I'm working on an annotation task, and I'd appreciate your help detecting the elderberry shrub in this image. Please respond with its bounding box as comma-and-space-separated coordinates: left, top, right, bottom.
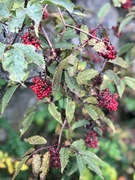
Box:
30, 77, 52, 100
96, 88, 119, 111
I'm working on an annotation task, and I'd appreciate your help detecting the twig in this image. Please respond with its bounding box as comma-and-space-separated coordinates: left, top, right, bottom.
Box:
58, 8, 66, 37
24, 0, 28, 8
41, 25, 57, 58
57, 119, 67, 149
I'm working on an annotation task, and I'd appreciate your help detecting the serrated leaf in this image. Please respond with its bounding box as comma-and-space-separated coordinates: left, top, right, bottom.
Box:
84, 104, 98, 122
60, 147, 70, 173
118, 43, 133, 56
80, 25, 89, 45
93, 41, 106, 53
105, 70, 120, 86
118, 16, 133, 33
0, 3, 10, 21
71, 139, 85, 151
20, 107, 36, 136
109, 57, 129, 68
40, 152, 50, 180
124, 76, 135, 90
76, 154, 86, 174
83, 97, 98, 105
12, 155, 30, 180
0, 84, 19, 114
103, 117, 116, 132
116, 79, 125, 97
82, 156, 103, 179
53, 42, 76, 49
26, 3, 42, 26
24, 135, 47, 145
80, 150, 103, 164
72, 120, 90, 130
13, 43, 45, 68
3, 48, 28, 82
42, 0, 74, 12
65, 71, 81, 97
66, 100, 75, 123
98, 3, 111, 23
0, 42, 5, 60
52, 57, 68, 97
65, 160, 78, 177
76, 69, 98, 85
32, 154, 41, 177
8, 8, 26, 33
48, 102, 62, 124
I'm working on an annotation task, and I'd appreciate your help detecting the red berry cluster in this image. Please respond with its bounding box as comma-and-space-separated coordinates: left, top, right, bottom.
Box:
98, 38, 116, 60
112, 26, 123, 37
49, 148, 61, 168
30, 76, 52, 100
92, 74, 103, 86
122, 0, 131, 9
96, 89, 118, 111
22, 32, 41, 50
85, 130, 98, 148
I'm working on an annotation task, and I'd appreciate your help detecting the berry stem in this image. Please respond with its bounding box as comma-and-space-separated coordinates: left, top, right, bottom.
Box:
57, 119, 67, 149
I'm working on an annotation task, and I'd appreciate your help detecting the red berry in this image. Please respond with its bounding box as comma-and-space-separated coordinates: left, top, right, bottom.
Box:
96, 89, 118, 111
122, 0, 132, 9
85, 130, 98, 148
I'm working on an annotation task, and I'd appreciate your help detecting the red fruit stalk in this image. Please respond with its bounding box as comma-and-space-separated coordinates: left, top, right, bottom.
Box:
30, 77, 52, 100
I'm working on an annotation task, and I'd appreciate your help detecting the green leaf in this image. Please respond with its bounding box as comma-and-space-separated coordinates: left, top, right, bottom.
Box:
105, 70, 120, 86
71, 139, 85, 151
103, 117, 116, 132
0, 84, 19, 114
3, 48, 28, 82
0, 3, 10, 21
76, 69, 98, 85
53, 42, 76, 49
124, 76, 135, 90
24, 135, 47, 145
83, 97, 98, 105
84, 104, 99, 122
22, 148, 35, 157
52, 57, 68, 98
93, 41, 106, 53
26, 3, 42, 26
66, 100, 75, 123
80, 168, 93, 180
65, 71, 81, 97
0, 42, 5, 60
80, 25, 89, 45
62, 28, 77, 40
8, 8, 26, 33
108, 57, 129, 68
42, 0, 74, 12
20, 106, 36, 136
72, 120, 90, 130
80, 150, 102, 164
98, 3, 111, 23
76, 154, 86, 174
13, 43, 45, 68
65, 160, 78, 177
116, 79, 125, 97
82, 156, 103, 179
118, 43, 133, 56
0, 0, 14, 11
112, 0, 121, 7
48, 102, 62, 124
119, 16, 133, 33
60, 147, 70, 173
12, 155, 30, 180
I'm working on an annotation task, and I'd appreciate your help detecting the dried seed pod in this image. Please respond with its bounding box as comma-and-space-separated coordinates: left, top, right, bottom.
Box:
40, 151, 50, 180
32, 154, 41, 178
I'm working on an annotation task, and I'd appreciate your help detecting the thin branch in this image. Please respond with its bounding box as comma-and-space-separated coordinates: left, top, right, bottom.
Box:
58, 8, 66, 37
65, 24, 101, 41
57, 119, 67, 149
41, 25, 57, 58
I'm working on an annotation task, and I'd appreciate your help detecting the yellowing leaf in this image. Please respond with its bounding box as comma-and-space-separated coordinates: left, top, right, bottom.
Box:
24, 135, 47, 145
32, 154, 41, 177
6, 157, 14, 174
40, 152, 50, 180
